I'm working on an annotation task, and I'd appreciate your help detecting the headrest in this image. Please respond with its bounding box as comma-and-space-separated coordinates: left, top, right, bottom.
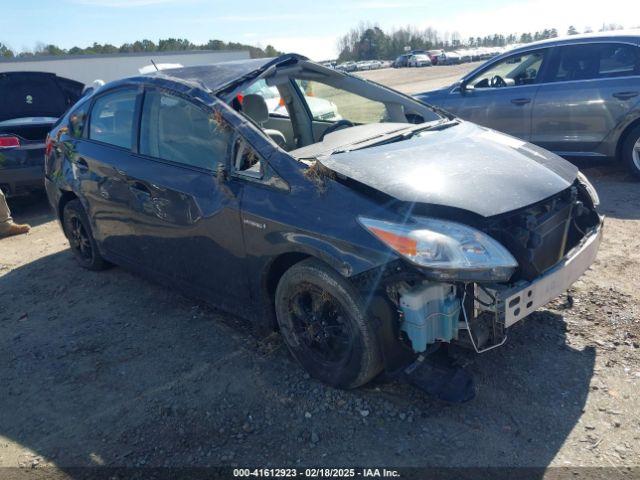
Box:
241, 94, 269, 125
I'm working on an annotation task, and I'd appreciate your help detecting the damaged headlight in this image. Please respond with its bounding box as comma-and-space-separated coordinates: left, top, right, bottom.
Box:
577, 171, 600, 207
358, 216, 518, 282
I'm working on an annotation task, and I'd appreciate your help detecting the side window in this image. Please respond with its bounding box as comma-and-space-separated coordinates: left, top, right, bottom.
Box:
294, 79, 387, 124
551, 43, 639, 82
69, 102, 89, 138
598, 44, 638, 77
89, 89, 137, 148
140, 90, 230, 170
470, 50, 546, 88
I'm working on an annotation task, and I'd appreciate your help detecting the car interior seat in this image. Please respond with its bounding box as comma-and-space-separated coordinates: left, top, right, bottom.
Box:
240, 94, 287, 148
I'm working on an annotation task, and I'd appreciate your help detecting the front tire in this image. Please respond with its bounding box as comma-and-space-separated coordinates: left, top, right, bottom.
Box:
275, 259, 383, 389
621, 124, 640, 180
62, 199, 108, 270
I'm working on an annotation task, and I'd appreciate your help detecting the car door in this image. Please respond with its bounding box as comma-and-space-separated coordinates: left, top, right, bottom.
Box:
75, 86, 142, 259
122, 86, 247, 302
531, 42, 640, 156
443, 49, 549, 140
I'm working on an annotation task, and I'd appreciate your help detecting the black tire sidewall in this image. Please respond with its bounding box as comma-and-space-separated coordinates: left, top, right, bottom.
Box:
63, 200, 105, 271
275, 259, 382, 389
622, 124, 640, 180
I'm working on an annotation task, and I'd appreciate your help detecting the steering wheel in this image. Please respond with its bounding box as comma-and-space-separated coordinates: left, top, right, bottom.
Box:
319, 119, 355, 141
489, 75, 507, 88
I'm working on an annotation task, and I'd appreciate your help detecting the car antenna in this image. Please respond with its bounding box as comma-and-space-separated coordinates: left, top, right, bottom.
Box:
150, 59, 159, 71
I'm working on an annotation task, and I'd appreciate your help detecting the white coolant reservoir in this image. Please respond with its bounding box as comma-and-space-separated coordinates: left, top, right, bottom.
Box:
399, 283, 461, 352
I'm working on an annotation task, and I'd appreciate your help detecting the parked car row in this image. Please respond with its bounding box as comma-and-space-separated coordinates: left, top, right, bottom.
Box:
334, 45, 514, 72
393, 46, 519, 68
335, 60, 392, 72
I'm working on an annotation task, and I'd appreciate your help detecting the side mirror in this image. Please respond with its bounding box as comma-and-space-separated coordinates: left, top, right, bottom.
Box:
461, 82, 475, 95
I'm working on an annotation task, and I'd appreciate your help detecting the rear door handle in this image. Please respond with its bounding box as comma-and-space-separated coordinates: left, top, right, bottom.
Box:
613, 91, 639, 100
510, 98, 531, 105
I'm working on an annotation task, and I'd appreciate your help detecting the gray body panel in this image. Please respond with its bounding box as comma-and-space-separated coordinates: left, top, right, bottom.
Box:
320, 122, 578, 217
531, 75, 640, 156
417, 33, 640, 160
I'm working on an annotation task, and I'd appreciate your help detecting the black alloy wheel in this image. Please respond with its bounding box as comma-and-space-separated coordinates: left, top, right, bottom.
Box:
63, 199, 108, 270
275, 259, 382, 389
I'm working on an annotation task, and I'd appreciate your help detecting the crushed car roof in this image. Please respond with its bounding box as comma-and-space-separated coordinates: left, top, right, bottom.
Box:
151, 53, 306, 95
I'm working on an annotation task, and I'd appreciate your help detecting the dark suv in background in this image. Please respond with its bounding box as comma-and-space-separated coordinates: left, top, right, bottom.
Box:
416, 32, 640, 178
0, 72, 83, 196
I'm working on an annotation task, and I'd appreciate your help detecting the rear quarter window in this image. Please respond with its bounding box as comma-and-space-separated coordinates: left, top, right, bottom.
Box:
551, 43, 640, 82
598, 44, 640, 77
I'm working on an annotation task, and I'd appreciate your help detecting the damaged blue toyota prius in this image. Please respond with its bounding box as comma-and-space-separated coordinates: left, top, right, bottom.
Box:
45, 54, 603, 402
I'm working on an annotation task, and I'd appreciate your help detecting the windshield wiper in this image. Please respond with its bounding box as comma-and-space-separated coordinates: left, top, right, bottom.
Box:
342, 118, 459, 151
299, 119, 459, 161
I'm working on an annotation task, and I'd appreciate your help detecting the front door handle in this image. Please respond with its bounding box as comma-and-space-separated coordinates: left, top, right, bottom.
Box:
75, 157, 89, 170
510, 98, 531, 105
613, 91, 639, 100
129, 181, 151, 196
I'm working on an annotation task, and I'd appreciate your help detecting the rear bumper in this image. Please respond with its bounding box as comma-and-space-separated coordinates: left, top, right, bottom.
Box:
0, 165, 44, 196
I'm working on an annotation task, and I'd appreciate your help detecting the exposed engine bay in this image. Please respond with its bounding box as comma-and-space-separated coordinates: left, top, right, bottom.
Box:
362, 181, 602, 360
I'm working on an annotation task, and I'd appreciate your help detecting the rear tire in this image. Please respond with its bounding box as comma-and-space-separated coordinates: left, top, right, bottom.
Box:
275, 259, 383, 389
62, 199, 108, 271
621, 124, 640, 180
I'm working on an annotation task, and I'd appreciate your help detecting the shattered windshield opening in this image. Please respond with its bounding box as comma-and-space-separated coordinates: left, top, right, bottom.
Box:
227, 59, 445, 154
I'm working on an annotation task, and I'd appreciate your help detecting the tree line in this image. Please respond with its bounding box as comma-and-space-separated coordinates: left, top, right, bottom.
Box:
336, 22, 629, 61
0, 38, 281, 59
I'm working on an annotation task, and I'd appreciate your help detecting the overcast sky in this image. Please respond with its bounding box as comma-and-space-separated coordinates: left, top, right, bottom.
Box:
1, 0, 635, 60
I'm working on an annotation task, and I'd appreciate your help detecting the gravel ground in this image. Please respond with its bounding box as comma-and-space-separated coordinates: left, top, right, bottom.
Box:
356, 62, 485, 94
0, 66, 639, 476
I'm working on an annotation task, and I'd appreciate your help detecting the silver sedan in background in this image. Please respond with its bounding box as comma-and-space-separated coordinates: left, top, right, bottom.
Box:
416, 32, 640, 178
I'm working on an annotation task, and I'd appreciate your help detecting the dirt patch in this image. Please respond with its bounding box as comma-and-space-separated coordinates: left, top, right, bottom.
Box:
356, 63, 483, 94
303, 160, 336, 193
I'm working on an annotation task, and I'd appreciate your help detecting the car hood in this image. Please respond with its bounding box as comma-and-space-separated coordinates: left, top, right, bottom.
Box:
318, 122, 578, 217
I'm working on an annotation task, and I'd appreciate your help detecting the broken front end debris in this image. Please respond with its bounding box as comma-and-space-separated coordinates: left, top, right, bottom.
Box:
358, 182, 603, 402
